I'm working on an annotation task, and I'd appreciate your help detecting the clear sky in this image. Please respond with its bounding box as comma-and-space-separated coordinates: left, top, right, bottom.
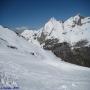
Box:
0, 0, 90, 29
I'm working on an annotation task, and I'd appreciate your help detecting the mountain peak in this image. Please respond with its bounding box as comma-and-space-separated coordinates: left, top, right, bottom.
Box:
50, 17, 56, 20
48, 17, 57, 23
44, 17, 63, 32
74, 14, 85, 20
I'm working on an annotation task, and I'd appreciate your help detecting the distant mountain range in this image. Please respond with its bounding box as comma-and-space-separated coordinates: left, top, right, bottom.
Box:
21, 14, 90, 46
21, 14, 90, 67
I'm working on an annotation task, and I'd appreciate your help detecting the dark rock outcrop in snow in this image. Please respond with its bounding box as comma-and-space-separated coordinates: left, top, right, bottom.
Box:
43, 39, 90, 67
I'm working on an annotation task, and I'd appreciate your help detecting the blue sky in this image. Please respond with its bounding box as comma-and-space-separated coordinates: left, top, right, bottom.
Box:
0, 0, 90, 29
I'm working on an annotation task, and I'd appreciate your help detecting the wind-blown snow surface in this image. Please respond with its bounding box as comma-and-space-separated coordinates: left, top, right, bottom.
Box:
0, 25, 90, 90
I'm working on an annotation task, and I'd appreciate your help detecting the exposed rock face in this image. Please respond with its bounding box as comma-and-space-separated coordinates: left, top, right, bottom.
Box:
43, 38, 59, 50
73, 14, 85, 26
52, 42, 72, 61
37, 32, 46, 45
43, 39, 90, 67
72, 47, 90, 67
74, 39, 88, 47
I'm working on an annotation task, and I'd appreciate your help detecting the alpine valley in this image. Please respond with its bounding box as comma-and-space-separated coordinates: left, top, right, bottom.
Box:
0, 14, 90, 90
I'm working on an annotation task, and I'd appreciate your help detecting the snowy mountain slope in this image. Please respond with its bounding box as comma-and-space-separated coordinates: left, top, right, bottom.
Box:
21, 29, 40, 46
21, 14, 90, 45
63, 15, 90, 44
0, 26, 90, 90
43, 17, 64, 36
0, 25, 43, 54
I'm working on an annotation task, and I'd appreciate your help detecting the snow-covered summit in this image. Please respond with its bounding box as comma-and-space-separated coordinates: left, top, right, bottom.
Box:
43, 17, 64, 35
21, 14, 90, 45
64, 14, 85, 28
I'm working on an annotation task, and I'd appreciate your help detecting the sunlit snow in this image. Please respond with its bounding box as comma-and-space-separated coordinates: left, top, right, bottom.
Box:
0, 23, 90, 90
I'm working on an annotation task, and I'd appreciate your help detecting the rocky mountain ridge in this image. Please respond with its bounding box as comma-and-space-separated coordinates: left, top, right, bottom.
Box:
21, 14, 90, 67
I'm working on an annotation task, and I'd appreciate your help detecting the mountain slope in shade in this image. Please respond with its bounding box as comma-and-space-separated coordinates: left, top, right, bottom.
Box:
0, 25, 90, 90
21, 14, 90, 46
